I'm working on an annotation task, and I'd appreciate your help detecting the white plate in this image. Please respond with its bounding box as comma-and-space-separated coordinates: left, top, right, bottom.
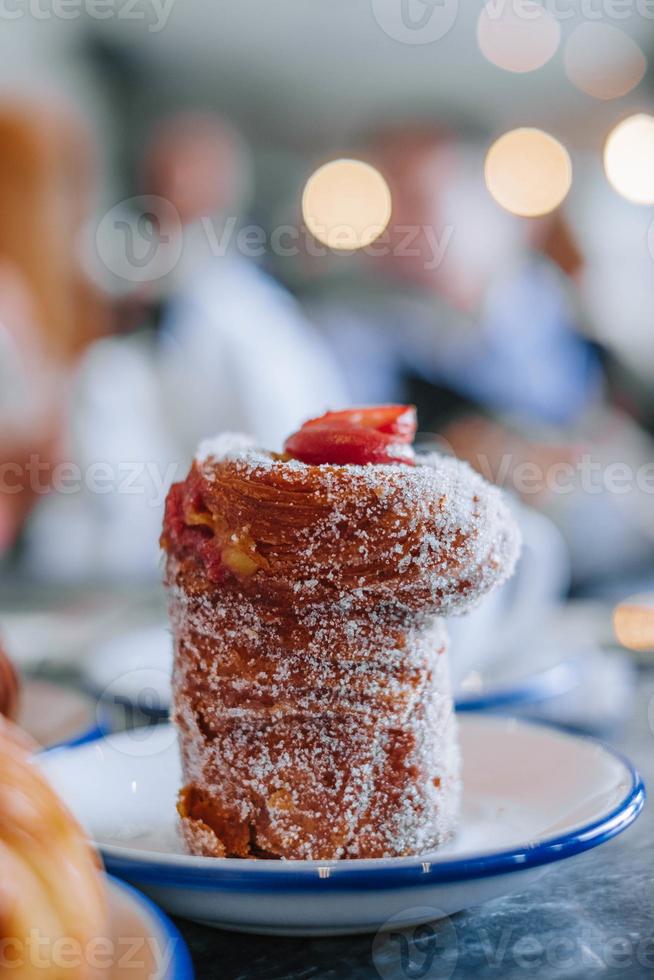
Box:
85, 623, 578, 715
39, 717, 644, 936
19, 679, 109, 750
104, 875, 193, 979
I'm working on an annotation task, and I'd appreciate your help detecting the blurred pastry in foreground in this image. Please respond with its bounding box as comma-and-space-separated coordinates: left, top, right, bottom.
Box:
0, 637, 20, 721
0, 718, 107, 979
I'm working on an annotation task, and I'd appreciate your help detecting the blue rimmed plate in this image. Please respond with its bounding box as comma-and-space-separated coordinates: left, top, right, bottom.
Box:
104, 874, 193, 978
40, 716, 644, 936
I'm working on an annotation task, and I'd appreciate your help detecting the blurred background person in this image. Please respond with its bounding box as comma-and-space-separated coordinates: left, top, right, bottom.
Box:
148, 111, 346, 457
23, 110, 346, 581
0, 102, 108, 560
303, 124, 602, 430
300, 123, 654, 585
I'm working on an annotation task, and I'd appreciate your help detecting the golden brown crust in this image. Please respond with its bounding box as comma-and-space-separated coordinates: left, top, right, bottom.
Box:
164, 437, 519, 860
168, 555, 460, 859
164, 446, 520, 616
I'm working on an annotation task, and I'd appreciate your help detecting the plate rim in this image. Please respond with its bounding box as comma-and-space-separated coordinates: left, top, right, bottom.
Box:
43, 715, 645, 892
106, 874, 194, 979
455, 656, 581, 710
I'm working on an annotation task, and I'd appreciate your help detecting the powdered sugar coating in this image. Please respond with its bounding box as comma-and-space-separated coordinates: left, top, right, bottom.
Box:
196, 432, 256, 466
169, 575, 460, 859
163, 433, 520, 860
191, 441, 521, 616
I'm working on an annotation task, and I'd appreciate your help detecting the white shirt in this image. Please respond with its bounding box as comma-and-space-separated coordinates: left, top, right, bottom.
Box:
24, 257, 346, 580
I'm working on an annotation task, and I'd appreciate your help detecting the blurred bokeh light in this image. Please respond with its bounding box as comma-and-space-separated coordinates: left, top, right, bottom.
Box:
564, 23, 646, 100
301, 159, 392, 250
477, 0, 560, 74
613, 596, 654, 652
484, 127, 572, 216
604, 114, 654, 204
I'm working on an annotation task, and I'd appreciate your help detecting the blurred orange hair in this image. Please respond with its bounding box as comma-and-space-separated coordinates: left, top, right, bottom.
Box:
0, 103, 100, 361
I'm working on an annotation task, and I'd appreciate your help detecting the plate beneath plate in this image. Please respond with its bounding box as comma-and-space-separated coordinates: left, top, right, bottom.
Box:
40, 716, 644, 936
105, 875, 193, 979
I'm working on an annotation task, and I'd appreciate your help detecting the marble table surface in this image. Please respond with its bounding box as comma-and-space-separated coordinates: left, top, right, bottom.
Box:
172, 673, 653, 980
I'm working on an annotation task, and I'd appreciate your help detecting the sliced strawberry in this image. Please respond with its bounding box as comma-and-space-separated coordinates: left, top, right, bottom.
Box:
284, 422, 414, 466
302, 405, 417, 443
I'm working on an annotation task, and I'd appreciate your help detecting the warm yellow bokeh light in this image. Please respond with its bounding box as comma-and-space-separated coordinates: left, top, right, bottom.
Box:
477, 0, 560, 74
302, 158, 392, 250
604, 114, 654, 204
565, 23, 646, 101
613, 595, 654, 652
484, 128, 572, 217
